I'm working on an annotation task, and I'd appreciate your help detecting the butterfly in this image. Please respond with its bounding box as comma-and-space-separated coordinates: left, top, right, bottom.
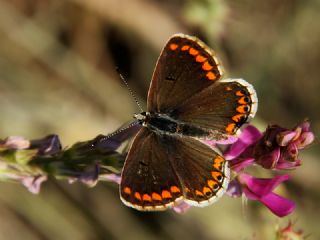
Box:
120, 34, 257, 211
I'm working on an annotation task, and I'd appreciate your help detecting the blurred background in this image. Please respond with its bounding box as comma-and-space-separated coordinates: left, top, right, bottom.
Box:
0, 0, 319, 239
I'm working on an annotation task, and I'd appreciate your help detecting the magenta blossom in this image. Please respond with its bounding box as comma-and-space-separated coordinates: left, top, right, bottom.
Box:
227, 173, 295, 217
223, 121, 314, 217
225, 121, 314, 171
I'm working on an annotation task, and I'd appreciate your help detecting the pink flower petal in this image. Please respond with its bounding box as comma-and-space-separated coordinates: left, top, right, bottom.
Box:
4, 136, 30, 149
277, 130, 297, 146
239, 174, 295, 217
300, 120, 311, 132
21, 175, 47, 194
297, 132, 315, 149
224, 125, 262, 160
101, 173, 121, 184
259, 192, 296, 217
230, 157, 255, 172
239, 173, 289, 197
173, 201, 191, 213
258, 148, 281, 169
276, 159, 301, 170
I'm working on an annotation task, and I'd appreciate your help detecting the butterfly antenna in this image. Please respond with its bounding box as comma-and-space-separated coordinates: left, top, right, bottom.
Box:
116, 68, 144, 112
92, 121, 139, 147
97, 120, 139, 143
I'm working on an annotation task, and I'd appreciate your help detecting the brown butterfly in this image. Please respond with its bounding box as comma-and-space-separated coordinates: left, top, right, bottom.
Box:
120, 34, 258, 211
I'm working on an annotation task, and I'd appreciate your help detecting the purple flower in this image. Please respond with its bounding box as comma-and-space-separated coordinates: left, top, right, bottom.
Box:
224, 125, 263, 161
100, 173, 121, 185
21, 175, 47, 194
68, 164, 101, 187
0, 136, 30, 149
173, 201, 191, 213
30, 135, 61, 155
225, 121, 314, 171
228, 173, 295, 217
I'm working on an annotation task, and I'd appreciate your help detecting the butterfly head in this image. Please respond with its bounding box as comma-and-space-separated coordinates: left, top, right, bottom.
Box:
134, 112, 150, 126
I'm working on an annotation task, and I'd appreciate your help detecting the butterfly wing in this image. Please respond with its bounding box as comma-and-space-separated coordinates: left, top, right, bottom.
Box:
120, 128, 229, 210
167, 135, 229, 206
147, 34, 224, 113
171, 78, 258, 137
120, 128, 183, 210
147, 34, 257, 138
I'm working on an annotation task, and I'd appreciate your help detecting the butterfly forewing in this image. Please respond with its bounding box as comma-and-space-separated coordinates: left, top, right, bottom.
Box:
171, 78, 258, 137
147, 34, 224, 113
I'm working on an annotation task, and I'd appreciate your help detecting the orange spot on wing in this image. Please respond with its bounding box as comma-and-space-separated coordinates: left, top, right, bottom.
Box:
236, 90, 245, 96
123, 187, 131, 195
215, 156, 224, 164
142, 193, 152, 202
203, 187, 212, 195
195, 190, 204, 196
226, 86, 233, 91
206, 72, 216, 81
185, 187, 190, 192
232, 114, 245, 123
170, 186, 181, 193
226, 123, 236, 133
238, 96, 249, 105
169, 43, 178, 50
202, 61, 213, 71
236, 105, 249, 113
213, 156, 224, 170
181, 45, 190, 51
207, 180, 217, 189
189, 47, 199, 56
211, 171, 223, 182
196, 55, 207, 63
162, 190, 172, 199
152, 193, 162, 201
134, 192, 142, 200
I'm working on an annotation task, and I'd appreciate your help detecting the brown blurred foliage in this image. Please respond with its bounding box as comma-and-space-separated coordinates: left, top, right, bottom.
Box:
0, 0, 319, 239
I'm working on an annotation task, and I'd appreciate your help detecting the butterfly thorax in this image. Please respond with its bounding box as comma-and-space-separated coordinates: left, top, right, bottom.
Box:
134, 112, 210, 137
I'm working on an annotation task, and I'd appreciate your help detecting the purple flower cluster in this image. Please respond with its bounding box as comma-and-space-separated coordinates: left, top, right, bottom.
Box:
224, 121, 314, 217
102, 121, 314, 216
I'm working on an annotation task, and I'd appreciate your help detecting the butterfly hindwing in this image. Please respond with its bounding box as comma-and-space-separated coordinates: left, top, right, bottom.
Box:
147, 34, 224, 113
120, 128, 183, 210
166, 135, 229, 206
120, 128, 229, 210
